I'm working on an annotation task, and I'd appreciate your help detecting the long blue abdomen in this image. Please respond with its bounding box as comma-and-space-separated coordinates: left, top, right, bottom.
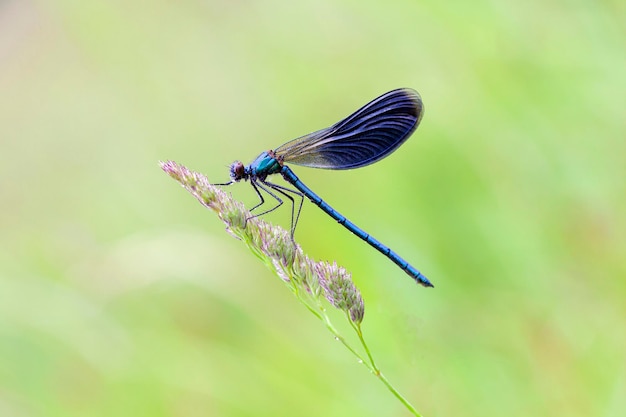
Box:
280, 166, 433, 287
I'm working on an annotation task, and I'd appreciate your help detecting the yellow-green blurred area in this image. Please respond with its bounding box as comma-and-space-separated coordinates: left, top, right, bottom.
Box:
1, 0, 624, 415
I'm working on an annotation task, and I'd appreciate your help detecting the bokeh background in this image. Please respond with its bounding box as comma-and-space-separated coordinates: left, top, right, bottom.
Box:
1, 0, 624, 416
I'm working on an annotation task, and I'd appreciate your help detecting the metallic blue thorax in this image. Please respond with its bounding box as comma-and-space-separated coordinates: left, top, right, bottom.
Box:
248, 151, 282, 179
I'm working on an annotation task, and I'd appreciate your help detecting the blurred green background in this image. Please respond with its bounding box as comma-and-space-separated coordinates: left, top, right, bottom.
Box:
1, 0, 624, 416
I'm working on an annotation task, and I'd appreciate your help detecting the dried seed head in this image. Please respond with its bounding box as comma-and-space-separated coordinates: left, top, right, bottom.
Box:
316, 261, 364, 324
161, 161, 364, 323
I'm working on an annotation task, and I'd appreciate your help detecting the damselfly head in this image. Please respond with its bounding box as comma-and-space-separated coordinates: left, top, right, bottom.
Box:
229, 161, 246, 181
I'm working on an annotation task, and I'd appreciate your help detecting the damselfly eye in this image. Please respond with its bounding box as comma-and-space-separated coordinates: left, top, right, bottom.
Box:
230, 161, 246, 181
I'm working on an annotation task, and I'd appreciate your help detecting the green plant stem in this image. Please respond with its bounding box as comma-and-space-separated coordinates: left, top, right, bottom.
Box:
291, 278, 423, 416
161, 161, 425, 416
309, 304, 423, 417
352, 322, 422, 417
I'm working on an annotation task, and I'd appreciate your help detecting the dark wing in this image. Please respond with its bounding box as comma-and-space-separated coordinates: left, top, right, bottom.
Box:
274, 88, 423, 170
